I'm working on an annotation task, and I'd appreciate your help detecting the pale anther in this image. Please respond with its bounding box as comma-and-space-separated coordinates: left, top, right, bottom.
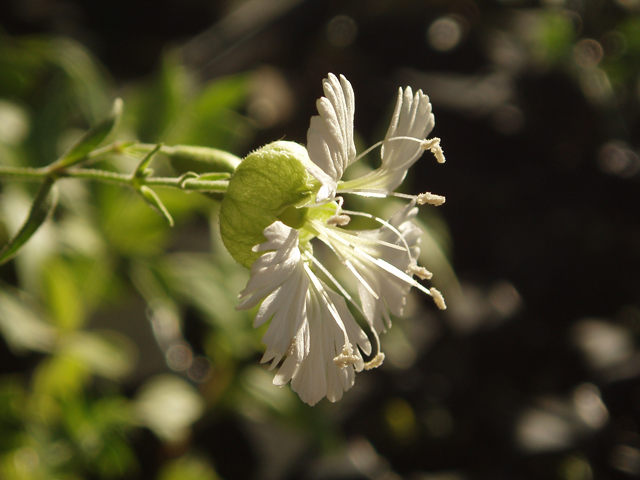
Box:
417, 192, 446, 206
364, 352, 385, 370
430, 287, 447, 310
421, 137, 446, 164
410, 264, 433, 280
327, 214, 351, 226
334, 343, 359, 368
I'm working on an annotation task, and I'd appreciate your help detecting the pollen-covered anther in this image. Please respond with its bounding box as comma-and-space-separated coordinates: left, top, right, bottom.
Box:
430, 287, 447, 310
417, 192, 446, 206
334, 343, 358, 368
410, 264, 433, 280
327, 214, 351, 226
421, 137, 446, 164
364, 352, 385, 370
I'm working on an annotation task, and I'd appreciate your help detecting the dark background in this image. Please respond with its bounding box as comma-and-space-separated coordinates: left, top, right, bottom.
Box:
2, 0, 640, 479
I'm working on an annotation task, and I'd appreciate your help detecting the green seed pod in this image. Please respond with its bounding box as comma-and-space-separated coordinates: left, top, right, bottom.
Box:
220, 141, 315, 268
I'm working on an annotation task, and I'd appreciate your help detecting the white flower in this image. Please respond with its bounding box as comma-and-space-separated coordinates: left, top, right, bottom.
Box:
235, 73, 446, 405
306, 73, 445, 201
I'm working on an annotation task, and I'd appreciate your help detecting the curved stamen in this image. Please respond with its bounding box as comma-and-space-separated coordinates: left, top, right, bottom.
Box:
340, 208, 417, 266
303, 251, 365, 318
308, 219, 381, 300
318, 220, 434, 297
363, 326, 385, 370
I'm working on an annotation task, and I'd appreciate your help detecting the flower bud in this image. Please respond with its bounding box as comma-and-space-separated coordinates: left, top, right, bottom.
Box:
220, 141, 315, 268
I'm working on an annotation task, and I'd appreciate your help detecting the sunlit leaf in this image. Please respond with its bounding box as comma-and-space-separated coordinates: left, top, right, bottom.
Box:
0, 289, 57, 354
62, 331, 137, 380
133, 374, 205, 443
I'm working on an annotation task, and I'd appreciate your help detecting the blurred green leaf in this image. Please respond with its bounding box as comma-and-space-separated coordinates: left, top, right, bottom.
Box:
133, 52, 187, 143
0, 35, 112, 164
0, 177, 58, 266
156, 253, 255, 358
0, 289, 57, 353
41, 256, 86, 331
0, 35, 111, 119
31, 355, 89, 418
538, 12, 575, 63
51, 98, 122, 169
99, 187, 171, 257
62, 331, 137, 380
158, 454, 222, 480
134, 374, 205, 443
175, 73, 252, 150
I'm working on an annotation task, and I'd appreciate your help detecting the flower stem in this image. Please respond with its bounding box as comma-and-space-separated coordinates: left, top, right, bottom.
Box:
0, 164, 229, 193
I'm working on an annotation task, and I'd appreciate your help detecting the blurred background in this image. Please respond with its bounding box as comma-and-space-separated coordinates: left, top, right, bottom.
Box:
1, 0, 640, 479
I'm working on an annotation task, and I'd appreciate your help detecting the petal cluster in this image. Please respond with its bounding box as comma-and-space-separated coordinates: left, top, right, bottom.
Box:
238, 221, 371, 406
235, 73, 447, 405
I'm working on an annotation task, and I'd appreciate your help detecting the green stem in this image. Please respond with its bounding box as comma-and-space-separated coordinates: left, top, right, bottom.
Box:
0, 165, 229, 192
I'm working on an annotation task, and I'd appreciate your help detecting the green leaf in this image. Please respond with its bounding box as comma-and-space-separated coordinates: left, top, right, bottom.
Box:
158, 455, 222, 480
0, 288, 57, 353
62, 331, 137, 380
51, 97, 123, 169
134, 375, 205, 443
0, 176, 58, 265
133, 143, 162, 179
41, 256, 86, 331
138, 186, 175, 227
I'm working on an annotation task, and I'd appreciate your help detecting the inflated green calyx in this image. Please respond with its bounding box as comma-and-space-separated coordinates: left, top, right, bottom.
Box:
220, 141, 315, 268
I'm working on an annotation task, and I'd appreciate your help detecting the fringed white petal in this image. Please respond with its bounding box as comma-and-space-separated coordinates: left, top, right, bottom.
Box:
307, 73, 357, 201
237, 219, 371, 406
338, 87, 436, 194
236, 222, 310, 369
288, 276, 367, 406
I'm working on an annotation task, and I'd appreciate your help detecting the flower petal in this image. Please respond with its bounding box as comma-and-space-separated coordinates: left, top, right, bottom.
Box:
307, 73, 357, 201
339, 87, 435, 194
236, 221, 310, 368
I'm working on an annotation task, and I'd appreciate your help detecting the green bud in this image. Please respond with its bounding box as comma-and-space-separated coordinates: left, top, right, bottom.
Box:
161, 145, 241, 175
220, 141, 314, 268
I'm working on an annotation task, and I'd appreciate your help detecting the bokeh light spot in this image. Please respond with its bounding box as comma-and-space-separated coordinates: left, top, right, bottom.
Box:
427, 16, 463, 52
327, 15, 357, 47
166, 343, 193, 371
611, 445, 640, 475
188, 356, 212, 383
492, 104, 525, 135
574, 39, 603, 68
573, 383, 608, 429
598, 141, 640, 177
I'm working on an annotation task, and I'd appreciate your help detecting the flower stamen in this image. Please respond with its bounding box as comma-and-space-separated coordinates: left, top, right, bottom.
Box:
334, 343, 359, 368
430, 287, 447, 310
421, 137, 446, 163
410, 264, 433, 280
327, 214, 351, 226
417, 192, 446, 206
